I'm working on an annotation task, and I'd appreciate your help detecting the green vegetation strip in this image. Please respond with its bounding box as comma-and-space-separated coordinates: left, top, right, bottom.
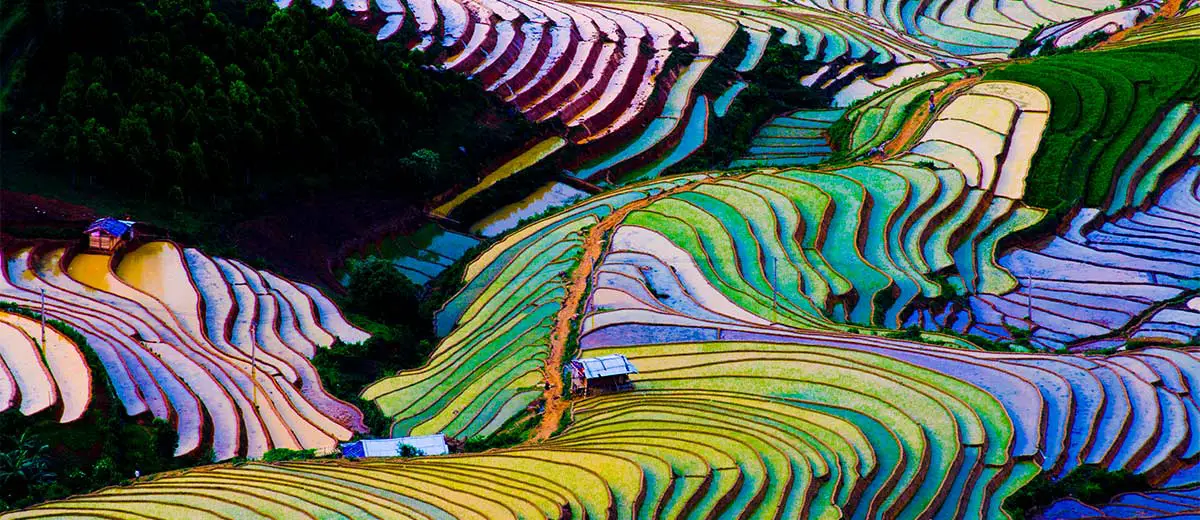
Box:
985, 40, 1200, 213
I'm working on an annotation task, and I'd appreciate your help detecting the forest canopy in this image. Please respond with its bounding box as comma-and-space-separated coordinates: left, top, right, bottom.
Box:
1, 0, 542, 205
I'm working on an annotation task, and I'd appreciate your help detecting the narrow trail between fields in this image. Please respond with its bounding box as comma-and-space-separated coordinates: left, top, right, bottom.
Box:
880, 76, 980, 158
522, 0, 1185, 447
530, 72, 982, 443
1106, 0, 1184, 44
529, 171, 755, 442
874, 0, 1182, 158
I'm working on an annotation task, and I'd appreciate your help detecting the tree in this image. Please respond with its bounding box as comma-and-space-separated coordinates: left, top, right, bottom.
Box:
185, 140, 206, 184
345, 256, 420, 326
399, 148, 443, 188
0, 432, 55, 504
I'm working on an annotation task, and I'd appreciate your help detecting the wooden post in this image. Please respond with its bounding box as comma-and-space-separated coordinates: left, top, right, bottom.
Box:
40, 289, 46, 349
771, 259, 778, 323
1027, 275, 1034, 329
250, 323, 258, 409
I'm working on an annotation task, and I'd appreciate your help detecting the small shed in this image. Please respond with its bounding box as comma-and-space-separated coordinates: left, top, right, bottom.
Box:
85, 217, 135, 253
569, 354, 638, 396
339, 434, 449, 458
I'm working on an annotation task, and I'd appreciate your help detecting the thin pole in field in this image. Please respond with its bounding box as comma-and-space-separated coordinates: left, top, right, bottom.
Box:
1027, 275, 1034, 329
251, 323, 258, 409
40, 289, 46, 349
772, 259, 778, 323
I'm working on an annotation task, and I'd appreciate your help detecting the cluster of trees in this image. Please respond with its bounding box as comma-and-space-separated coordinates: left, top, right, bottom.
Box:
311, 256, 443, 435
1004, 465, 1149, 519
1011, 0, 1146, 59
0, 307, 209, 511
669, 30, 830, 173
1011, 27, 1113, 58
2, 0, 540, 207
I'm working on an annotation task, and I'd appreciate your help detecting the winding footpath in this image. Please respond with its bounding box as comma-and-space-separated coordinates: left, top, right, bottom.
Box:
1107, 0, 1185, 44
529, 74, 977, 440
880, 75, 980, 158
529, 170, 758, 441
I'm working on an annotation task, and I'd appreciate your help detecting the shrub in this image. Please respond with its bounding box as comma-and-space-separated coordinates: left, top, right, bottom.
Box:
315, 244, 486, 437
1036, 30, 1111, 56
1004, 465, 1150, 519
312, 334, 434, 436
886, 326, 924, 341
1011, 24, 1048, 58
260, 448, 317, 463
462, 413, 538, 452
550, 409, 573, 438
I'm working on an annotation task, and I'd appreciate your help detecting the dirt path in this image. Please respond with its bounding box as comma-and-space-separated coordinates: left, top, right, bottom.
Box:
527, 73, 982, 443
529, 171, 754, 442
523, 0, 1186, 445
880, 76, 980, 158
1105, 0, 1184, 44
875, 1, 1189, 158
882, 0, 1179, 157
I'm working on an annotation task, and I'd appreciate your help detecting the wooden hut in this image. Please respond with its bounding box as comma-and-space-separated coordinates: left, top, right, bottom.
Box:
568, 354, 638, 396
85, 217, 134, 254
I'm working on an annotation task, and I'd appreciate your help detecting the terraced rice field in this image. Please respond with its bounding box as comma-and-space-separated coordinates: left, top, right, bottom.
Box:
585, 80, 1049, 333
583, 334, 1200, 484
1036, 485, 1200, 516
0, 311, 91, 422
362, 175, 709, 439
277, 0, 1122, 185
833, 69, 974, 158
1034, 0, 1161, 52
926, 163, 1200, 350
16, 1, 1200, 519
731, 108, 844, 168
1107, 0, 1200, 47
0, 241, 370, 460
1039, 487, 1200, 518
433, 138, 568, 218
29, 335, 1200, 518
985, 40, 1200, 209
471, 182, 591, 238
4, 339, 1037, 519
355, 223, 481, 285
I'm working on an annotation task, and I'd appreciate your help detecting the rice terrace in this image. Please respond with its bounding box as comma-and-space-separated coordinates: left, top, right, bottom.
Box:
5, 0, 1200, 517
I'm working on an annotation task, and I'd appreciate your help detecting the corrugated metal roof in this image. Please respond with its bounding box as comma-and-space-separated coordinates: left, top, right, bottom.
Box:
339, 433, 448, 458
572, 354, 638, 379
340, 441, 367, 458
86, 217, 133, 237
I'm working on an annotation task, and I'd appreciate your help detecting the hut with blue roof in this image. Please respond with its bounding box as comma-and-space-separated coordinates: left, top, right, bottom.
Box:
85, 217, 135, 253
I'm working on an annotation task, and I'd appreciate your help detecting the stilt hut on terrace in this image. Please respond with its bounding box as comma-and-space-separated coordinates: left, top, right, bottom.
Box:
569, 354, 638, 396
85, 217, 135, 254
